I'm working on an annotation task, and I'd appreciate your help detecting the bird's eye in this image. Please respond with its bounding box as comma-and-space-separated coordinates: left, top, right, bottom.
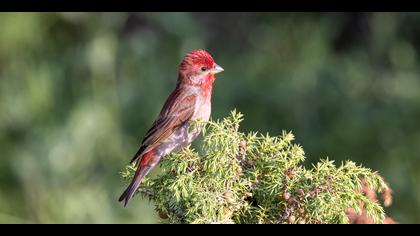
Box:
201, 67, 208, 72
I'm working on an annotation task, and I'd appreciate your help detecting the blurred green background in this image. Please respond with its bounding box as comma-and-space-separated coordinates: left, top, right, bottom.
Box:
0, 12, 419, 223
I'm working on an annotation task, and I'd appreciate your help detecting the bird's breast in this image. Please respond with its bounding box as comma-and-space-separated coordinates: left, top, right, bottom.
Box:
192, 97, 211, 122
201, 104, 211, 122
153, 94, 211, 158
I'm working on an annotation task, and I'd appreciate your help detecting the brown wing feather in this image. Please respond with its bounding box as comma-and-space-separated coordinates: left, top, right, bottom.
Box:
130, 88, 196, 164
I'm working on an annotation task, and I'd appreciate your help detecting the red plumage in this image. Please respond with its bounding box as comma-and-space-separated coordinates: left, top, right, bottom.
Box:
119, 50, 224, 207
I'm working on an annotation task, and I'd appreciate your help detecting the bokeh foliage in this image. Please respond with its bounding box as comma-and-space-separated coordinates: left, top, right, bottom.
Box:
0, 12, 419, 223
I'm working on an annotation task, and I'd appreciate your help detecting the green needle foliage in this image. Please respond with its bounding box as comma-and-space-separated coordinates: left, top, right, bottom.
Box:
121, 110, 389, 224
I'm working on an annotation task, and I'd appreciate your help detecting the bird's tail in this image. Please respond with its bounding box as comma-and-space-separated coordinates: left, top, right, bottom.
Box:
119, 151, 158, 207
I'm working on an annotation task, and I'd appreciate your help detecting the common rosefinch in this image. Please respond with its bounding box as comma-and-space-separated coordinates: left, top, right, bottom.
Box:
119, 49, 224, 206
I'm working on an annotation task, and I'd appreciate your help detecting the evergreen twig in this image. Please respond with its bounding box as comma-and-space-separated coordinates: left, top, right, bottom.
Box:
121, 110, 391, 224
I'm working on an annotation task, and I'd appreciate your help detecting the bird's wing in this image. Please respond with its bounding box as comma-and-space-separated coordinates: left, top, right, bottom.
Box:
130, 90, 196, 164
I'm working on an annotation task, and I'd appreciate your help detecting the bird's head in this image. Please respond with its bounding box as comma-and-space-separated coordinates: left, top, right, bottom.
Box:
178, 49, 224, 87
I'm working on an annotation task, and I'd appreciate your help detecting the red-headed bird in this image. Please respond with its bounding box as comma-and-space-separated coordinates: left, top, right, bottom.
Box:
119, 50, 224, 206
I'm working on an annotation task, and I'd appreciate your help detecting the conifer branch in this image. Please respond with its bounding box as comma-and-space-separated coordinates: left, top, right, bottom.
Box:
121, 110, 393, 224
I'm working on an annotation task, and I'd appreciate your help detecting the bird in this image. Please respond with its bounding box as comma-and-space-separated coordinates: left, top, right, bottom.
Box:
119, 49, 224, 207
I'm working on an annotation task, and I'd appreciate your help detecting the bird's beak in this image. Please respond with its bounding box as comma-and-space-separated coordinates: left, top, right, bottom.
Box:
210, 64, 224, 74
